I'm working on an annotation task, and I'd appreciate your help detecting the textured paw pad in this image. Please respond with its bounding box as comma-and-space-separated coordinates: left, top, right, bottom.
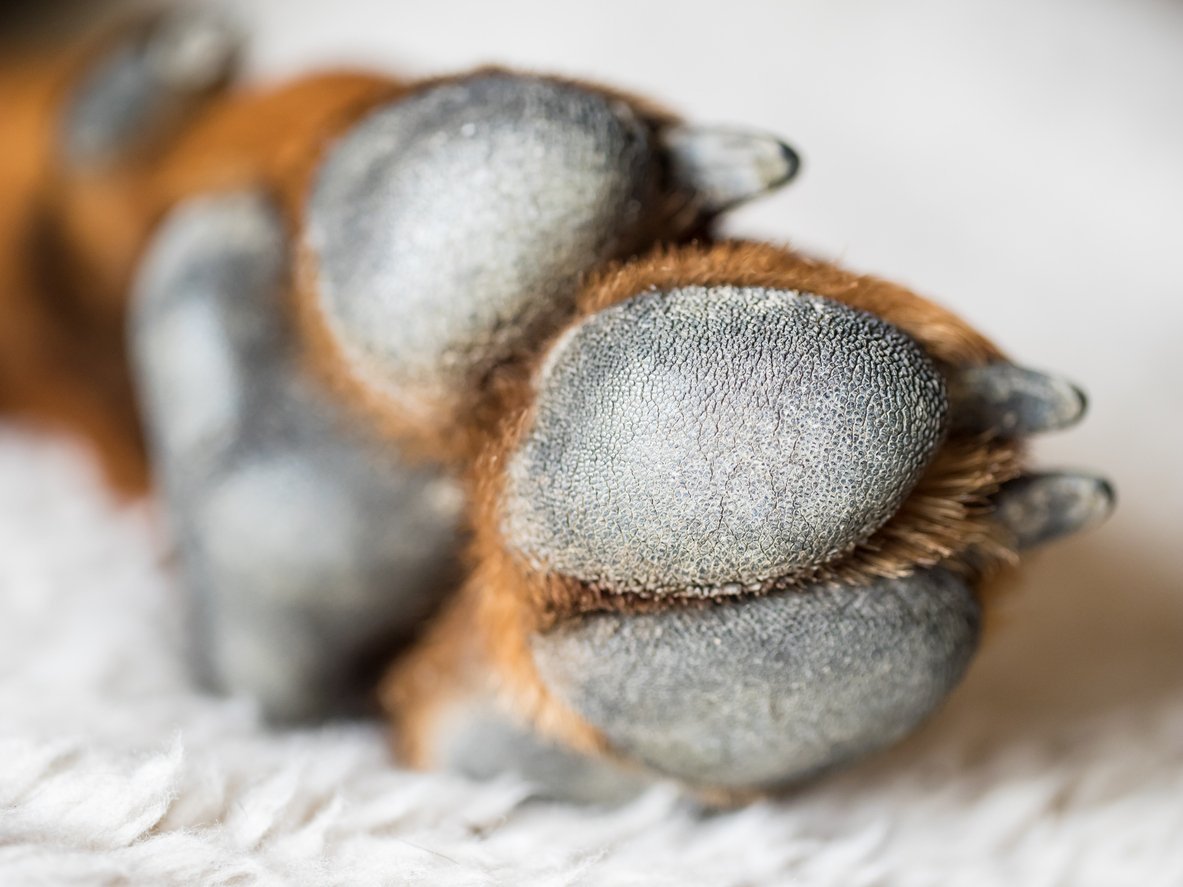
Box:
502, 285, 949, 592
308, 73, 661, 421
532, 567, 980, 790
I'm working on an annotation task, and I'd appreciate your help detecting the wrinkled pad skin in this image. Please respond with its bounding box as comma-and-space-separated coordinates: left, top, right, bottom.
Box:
532, 568, 981, 791
131, 193, 464, 721
307, 72, 662, 415
503, 286, 949, 591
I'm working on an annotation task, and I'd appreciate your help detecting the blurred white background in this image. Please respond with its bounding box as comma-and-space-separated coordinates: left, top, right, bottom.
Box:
224, 0, 1183, 736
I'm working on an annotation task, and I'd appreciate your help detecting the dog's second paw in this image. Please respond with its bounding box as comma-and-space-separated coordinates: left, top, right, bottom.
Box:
131, 191, 465, 721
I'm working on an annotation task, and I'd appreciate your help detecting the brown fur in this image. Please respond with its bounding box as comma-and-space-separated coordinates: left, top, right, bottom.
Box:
385, 241, 1027, 765
0, 29, 157, 491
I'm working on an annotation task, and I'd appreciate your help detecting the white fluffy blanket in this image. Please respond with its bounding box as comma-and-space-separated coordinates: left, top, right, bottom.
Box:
0, 432, 1179, 886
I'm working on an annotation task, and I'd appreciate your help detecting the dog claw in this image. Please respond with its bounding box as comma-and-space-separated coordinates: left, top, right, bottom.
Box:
949, 363, 1087, 437
142, 7, 242, 93
993, 473, 1115, 551
63, 7, 243, 167
663, 125, 800, 213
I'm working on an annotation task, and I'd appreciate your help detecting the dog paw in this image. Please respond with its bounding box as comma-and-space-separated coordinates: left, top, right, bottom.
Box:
387, 243, 1114, 798
131, 191, 464, 721
127, 68, 795, 720
120, 57, 1113, 793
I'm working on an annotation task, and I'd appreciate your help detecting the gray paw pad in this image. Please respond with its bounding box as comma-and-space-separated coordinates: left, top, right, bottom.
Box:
131, 192, 464, 721
503, 286, 949, 592
532, 568, 980, 790
430, 698, 649, 804
307, 73, 661, 417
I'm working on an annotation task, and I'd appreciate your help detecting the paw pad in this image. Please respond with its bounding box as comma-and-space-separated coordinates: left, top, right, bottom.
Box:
503, 286, 948, 591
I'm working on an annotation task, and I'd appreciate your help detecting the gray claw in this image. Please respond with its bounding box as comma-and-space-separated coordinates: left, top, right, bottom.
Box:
949, 363, 1087, 437
63, 6, 243, 168
994, 473, 1115, 551
663, 125, 800, 213
143, 7, 243, 94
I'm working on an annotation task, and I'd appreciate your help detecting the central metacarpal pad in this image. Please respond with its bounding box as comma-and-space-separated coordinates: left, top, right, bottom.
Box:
503, 286, 949, 591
